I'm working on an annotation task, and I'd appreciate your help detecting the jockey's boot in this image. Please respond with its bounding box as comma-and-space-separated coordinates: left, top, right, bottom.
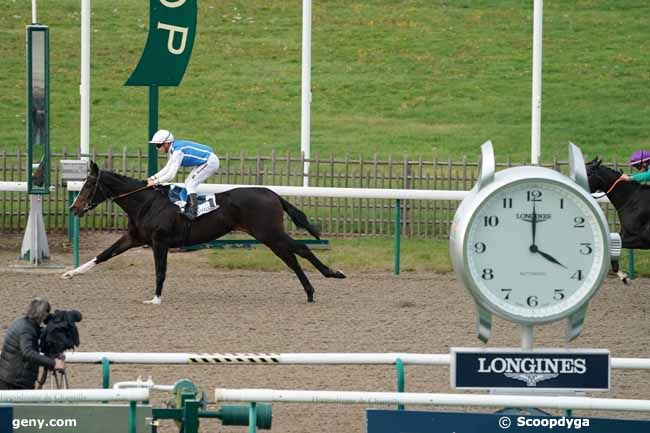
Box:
182, 193, 198, 221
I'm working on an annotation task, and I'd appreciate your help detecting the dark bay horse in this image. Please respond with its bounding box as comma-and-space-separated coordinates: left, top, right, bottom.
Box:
586, 158, 650, 282
63, 162, 345, 304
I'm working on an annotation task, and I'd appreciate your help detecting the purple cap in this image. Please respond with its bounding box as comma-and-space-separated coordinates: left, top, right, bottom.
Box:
629, 150, 650, 166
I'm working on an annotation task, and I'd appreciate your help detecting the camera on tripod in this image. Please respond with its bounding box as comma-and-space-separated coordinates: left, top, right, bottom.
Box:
38, 309, 82, 389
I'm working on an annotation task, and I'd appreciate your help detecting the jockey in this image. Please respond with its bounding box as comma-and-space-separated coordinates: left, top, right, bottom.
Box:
629, 150, 650, 173
621, 150, 650, 183
146, 129, 220, 221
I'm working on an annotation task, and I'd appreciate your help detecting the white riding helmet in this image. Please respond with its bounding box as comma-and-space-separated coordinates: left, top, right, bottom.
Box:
149, 129, 174, 145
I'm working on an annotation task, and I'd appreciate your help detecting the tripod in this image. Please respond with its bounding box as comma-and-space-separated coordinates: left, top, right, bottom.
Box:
37, 366, 68, 389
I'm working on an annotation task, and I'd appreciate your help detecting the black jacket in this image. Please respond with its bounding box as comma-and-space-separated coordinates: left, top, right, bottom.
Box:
0, 316, 56, 389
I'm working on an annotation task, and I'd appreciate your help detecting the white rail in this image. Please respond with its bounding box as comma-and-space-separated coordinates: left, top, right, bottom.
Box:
62, 352, 650, 370
0, 181, 28, 192
0, 388, 149, 403
64, 352, 449, 365
65, 181, 615, 204
65, 182, 468, 201
214, 388, 650, 412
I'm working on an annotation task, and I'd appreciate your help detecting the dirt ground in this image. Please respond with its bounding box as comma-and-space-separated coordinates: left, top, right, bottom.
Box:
0, 231, 649, 432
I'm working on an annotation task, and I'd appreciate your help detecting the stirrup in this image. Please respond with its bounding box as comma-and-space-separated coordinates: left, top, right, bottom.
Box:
182, 208, 197, 221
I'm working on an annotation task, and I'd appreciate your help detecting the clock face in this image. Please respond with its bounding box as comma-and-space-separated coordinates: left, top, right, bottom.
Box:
464, 178, 607, 322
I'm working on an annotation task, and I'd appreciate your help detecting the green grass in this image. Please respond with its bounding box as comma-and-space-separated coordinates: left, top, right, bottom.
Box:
206, 235, 650, 278
207, 236, 452, 273
2, 1, 649, 161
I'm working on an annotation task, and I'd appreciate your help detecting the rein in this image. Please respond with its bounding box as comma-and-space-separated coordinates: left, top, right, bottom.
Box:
606, 176, 625, 195
111, 184, 152, 200
85, 170, 152, 210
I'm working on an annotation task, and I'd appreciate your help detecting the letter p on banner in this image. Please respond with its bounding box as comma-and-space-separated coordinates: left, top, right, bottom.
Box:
125, 0, 197, 86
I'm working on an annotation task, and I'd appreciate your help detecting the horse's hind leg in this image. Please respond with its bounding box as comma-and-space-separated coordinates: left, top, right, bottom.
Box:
286, 236, 345, 279
266, 239, 316, 302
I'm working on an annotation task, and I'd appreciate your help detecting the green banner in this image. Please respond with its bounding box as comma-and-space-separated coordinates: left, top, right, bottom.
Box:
125, 0, 197, 86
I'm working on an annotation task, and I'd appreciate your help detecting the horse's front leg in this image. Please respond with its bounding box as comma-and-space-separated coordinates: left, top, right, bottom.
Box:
62, 234, 141, 279
611, 259, 629, 285
143, 243, 169, 305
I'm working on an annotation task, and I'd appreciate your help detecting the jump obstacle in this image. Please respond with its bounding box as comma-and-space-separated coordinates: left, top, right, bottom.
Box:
59, 351, 650, 432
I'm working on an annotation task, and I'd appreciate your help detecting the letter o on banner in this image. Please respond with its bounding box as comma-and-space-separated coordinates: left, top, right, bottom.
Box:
160, 0, 187, 8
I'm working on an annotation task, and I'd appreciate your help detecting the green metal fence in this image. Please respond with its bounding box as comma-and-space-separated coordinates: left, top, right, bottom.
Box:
0, 148, 623, 238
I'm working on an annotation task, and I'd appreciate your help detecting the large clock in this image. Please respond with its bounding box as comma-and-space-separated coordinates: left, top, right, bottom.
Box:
450, 142, 611, 342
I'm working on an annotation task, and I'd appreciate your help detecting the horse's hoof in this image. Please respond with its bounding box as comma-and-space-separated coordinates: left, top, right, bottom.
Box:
622, 277, 630, 285
143, 296, 162, 305
334, 269, 346, 278
61, 271, 74, 280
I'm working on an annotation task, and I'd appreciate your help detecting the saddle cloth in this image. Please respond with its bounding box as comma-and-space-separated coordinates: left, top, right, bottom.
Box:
168, 185, 219, 217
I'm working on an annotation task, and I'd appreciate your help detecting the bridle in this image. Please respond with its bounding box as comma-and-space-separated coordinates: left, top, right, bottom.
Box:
79, 169, 152, 212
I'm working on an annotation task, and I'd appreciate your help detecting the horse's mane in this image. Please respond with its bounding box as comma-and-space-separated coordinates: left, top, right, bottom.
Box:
100, 169, 147, 190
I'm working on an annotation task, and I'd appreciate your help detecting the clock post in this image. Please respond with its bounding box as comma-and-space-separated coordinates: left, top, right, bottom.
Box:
449, 141, 618, 395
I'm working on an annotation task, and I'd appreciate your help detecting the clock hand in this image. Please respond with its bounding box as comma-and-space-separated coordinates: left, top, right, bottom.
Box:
531, 202, 537, 246
530, 245, 567, 268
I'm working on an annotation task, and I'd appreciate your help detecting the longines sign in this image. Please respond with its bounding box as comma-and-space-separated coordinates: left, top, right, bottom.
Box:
451, 348, 610, 391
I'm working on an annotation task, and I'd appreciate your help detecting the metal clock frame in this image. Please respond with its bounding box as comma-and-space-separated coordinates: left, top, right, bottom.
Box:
450, 141, 611, 345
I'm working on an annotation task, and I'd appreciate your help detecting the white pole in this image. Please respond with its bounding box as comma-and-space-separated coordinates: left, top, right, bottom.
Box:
66, 181, 467, 200
521, 324, 534, 350
64, 352, 451, 365
61, 352, 650, 370
0, 182, 28, 192
31, 0, 37, 23
531, 0, 543, 165
612, 358, 650, 370
80, 0, 91, 160
65, 180, 615, 204
215, 388, 650, 412
300, 0, 312, 187
0, 388, 149, 403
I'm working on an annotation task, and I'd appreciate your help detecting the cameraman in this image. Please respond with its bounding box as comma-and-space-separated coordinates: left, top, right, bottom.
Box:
0, 297, 64, 390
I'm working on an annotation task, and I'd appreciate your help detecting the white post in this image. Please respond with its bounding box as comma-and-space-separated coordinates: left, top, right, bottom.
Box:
80, 0, 91, 160
300, 0, 312, 187
31, 0, 37, 23
20, 195, 50, 264
531, 0, 543, 165
521, 324, 534, 350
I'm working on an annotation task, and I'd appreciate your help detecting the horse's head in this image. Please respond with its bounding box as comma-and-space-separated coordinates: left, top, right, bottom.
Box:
585, 157, 623, 194
70, 161, 110, 217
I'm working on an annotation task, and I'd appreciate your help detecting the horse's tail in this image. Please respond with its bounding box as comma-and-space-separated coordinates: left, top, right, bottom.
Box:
278, 196, 321, 240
